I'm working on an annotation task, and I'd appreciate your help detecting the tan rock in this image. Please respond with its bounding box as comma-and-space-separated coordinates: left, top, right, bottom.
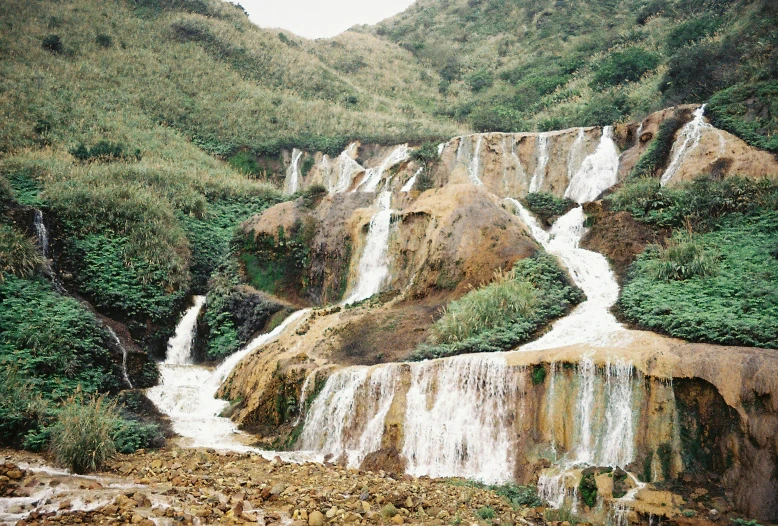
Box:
308, 510, 325, 526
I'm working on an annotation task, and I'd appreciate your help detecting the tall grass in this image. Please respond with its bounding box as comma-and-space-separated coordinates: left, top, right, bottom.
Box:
50, 392, 118, 474
433, 269, 537, 344
0, 225, 43, 282
645, 235, 718, 281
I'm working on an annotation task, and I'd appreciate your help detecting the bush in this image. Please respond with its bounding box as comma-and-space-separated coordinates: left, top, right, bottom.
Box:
578, 472, 598, 507
466, 69, 494, 93
95, 33, 113, 48
645, 236, 718, 281
707, 81, 778, 153
0, 369, 48, 448
629, 116, 686, 179
666, 16, 722, 51
660, 41, 740, 104
524, 193, 576, 226
42, 34, 62, 53
112, 418, 164, 453
432, 270, 538, 344
591, 48, 660, 89
69, 140, 140, 163
477, 506, 496, 520
412, 252, 584, 360
50, 392, 117, 474
0, 224, 43, 282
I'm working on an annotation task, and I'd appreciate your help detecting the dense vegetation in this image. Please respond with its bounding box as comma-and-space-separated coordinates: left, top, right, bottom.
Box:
612, 177, 778, 348
411, 252, 584, 360
365, 0, 777, 146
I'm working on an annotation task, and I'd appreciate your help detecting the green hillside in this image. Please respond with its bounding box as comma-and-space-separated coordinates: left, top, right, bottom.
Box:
366, 0, 778, 145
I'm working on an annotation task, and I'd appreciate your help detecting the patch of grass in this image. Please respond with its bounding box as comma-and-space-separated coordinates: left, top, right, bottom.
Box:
644, 235, 718, 281
50, 392, 117, 473
629, 116, 686, 179
619, 211, 778, 348
0, 224, 43, 282
411, 252, 584, 360
591, 47, 661, 90
477, 506, 495, 520
524, 192, 576, 226
707, 81, 778, 154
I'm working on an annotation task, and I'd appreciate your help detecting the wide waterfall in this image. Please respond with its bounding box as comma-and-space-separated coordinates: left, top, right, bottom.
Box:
344, 191, 393, 304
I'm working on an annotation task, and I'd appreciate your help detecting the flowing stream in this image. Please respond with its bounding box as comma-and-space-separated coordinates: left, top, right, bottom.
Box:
285, 149, 303, 195
565, 126, 619, 204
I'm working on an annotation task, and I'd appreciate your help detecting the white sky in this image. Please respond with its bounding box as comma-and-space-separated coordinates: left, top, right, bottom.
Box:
231, 0, 417, 40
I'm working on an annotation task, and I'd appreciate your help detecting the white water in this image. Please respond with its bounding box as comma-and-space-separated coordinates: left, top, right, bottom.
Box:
333, 143, 363, 193
567, 128, 588, 182
509, 201, 626, 350
455, 135, 485, 186
402, 355, 519, 483
565, 126, 620, 204
529, 133, 550, 192
660, 105, 723, 186
468, 135, 484, 186
147, 309, 310, 452
106, 326, 133, 389
285, 149, 303, 195
401, 167, 423, 192
358, 144, 410, 192
165, 296, 206, 365
344, 192, 393, 304
33, 209, 48, 258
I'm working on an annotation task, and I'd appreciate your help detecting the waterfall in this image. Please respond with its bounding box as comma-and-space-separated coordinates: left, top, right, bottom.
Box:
567, 128, 587, 182
165, 296, 206, 365
402, 354, 519, 483
147, 309, 309, 451
401, 167, 423, 192
344, 192, 393, 304
660, 105, 723, 186
437, 142, 446, 156
106, 326, 133, 389
507, 201, 625, 350
33, 209, 48, 258
634, 123, 644, 146
468, 135, 484, 186
574, 356, 597, 463
285, 149, 303, 195
358, 145, 410, 192
333, 143, 363, 193
299, 365, 400, 467
600, 360, 636, 467
529, 133, 550, 192
564, 126, 620, 204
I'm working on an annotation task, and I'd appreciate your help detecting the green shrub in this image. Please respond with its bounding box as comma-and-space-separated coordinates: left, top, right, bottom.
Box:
531, 365, 547, 385
69, 140, 140, 163
466, 69, 494, 93
42, 34, 62, 53
731, 519, 763, 526
524, 193, 576, 226
412, 252, 584, 360
660, 41, 740, 104
629, 116, 685, 179
619, 212, 778, 348
95, 33, 113, 48
0, 224, 43, 282
707, 81, 778, 153
578, 472, 598, 507
50, 392, 117, 474
591, 48, 660, 89
0, 369, 48, 448
666, 16, 722, 51
112, 418, 164, 453
477, 506, 496, 520
644, 236, 718, 281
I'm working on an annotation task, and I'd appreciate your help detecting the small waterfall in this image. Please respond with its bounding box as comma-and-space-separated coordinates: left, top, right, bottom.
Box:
437, 142, 446, 156
564, 126, 620, 204
529, 133, 550, 192
402, 354, 519, 483
333, 143, 363, 193
575, 356, 597, 463
634, 123, 644, 146
567, 128, 588, 182
508, 201, 625, 350
106, 326, 133, 389
401, 167, 423, 192
345, 192, 393, 304
147, 309, 309, 451
600, 360, 636, 467
293, 365, 335, 427
285, 149, 304, 195
358, 145, 410, 192
33, 209, 48, 258
468, 135, 484, 186
660, 105, 722, 186
299, 365, 400, 467
165, 296, 206, 365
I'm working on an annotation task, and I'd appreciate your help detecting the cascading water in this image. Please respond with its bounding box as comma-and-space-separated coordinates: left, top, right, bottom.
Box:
529, 133, 550, 192
333, 143, 363, 193
147, 308, 309, 451
33, 209, 48, 258
401, 167, 423, 192
509, 200, 626, 350
564, 126, 619, 204
402, 355, 520, 483
106, 326, 133, 389
358, 145, 410, 192
165, 296, 206, 365
566, 128, 588, 182
285, 149, 304, 195
468, 135, 484, 186
344, 191, 393, 304
660, 105, 724, 186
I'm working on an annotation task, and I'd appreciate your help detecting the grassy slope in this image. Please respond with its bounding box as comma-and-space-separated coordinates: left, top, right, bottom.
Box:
363, 0, 778, 139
